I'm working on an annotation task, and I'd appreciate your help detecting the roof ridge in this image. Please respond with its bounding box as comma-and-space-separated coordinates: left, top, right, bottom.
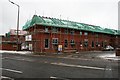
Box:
22, 15, 120, 35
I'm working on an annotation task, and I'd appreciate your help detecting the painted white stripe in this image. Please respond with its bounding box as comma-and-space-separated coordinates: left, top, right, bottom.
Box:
0, 68, 23, 74
50, 76, 57, 79
50, 76, 69, 80
1, 76, 14, 80
13, 58, 32, 61
51, 62, 106, 70
3, 57, 33, 62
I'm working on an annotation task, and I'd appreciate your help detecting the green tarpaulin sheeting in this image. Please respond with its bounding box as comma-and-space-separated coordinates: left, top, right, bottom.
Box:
22, 15, 120, 35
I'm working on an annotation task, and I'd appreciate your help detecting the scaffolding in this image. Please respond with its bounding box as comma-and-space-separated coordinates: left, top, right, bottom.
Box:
23, 15, 120, 53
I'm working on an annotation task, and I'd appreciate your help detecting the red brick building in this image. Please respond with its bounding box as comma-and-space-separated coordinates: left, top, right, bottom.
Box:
0, 29, 27, 51
23, 15, 120, 53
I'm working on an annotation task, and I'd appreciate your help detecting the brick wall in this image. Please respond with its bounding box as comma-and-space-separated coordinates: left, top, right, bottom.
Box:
24, 24, 118, 53
1, 35, 25, 51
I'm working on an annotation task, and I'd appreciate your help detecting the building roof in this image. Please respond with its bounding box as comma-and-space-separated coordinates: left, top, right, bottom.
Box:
6, 29, 27, 37
23, 15, 120, 35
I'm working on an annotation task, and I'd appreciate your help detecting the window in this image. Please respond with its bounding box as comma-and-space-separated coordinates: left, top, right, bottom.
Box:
45, 27, 48, 32
84, 39, 88, 47
64, 29, 68, 34
96, 42, 99, 47
15, 30, 20, 34
84, 41, 88, 47
96, 34, 98, 38
84, 32, 88, 36
70, 40, 75, 48
70, 30, 74, 35
13, 45, 17, 48
101, 41, 104, 47
45, 39, 49, 48
64, 40, 68, 47
52, 38, 58, 44
70, 40, 75, 45
104, 41, 107, 48
52, 27, 58, 32
80, 41, 82, 46
80, 31, 82, 35
92, 41, 94, 47
25, 35, 32, 41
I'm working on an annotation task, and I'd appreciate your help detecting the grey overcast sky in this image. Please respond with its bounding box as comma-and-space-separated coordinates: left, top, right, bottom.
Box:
0, 0, 119, 35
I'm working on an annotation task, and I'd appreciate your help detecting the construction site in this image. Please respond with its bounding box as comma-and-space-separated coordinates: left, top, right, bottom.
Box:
21, 15, 120, 53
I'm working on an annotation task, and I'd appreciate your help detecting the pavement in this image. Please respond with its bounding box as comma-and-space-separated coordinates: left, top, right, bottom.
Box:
67, 51, 120, 61
0, 50, 32, 54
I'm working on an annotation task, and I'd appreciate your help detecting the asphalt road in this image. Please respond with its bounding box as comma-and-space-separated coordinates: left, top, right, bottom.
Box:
1, 52, 119, 79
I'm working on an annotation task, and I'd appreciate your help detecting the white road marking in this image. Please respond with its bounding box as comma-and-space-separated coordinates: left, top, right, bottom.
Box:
13, 58, 33, 62
50, 76, 70, 80
3, 57, 33, 62
51, 62, 106, 70
105, 68, 112, 70
44, 61, 48, 63
2, 57, 50, 65
0, 68, 23, 74
1, 76, 14, 80
2, 56, 111, 71
50, 76, 57, 79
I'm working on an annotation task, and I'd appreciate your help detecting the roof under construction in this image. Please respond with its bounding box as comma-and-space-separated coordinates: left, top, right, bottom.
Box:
5, 29, 27, 37
23, 15, 120, 35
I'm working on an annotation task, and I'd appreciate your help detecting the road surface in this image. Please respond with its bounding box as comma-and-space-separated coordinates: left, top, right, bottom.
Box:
1, 52, 119, 79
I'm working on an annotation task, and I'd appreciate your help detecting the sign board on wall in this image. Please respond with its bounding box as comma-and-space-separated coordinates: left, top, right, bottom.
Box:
25, 35, 32, 41
58, 45, 62, 51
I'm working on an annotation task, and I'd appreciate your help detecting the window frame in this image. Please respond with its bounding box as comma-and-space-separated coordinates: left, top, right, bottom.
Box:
70, 30, 74, 35
84, 39, 88, 47
52, 27, 58, 33
80, 31, 82, 35
52, 38, 58, 45
96, 42, 99, 47
70, 40, 75, 45
64, 29, 69, 34
64, 39, 68, 48
84, 32, 88, 36
45, 27, 49, 32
